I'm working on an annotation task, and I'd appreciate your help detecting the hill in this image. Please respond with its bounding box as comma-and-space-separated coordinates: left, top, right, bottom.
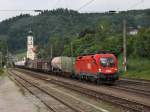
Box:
0, 8, 150, 55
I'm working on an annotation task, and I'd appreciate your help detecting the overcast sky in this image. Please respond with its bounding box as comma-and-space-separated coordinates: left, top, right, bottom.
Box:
0, 0, 149, 21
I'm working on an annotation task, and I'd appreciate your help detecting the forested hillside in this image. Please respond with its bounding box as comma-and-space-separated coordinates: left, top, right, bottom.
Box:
0, 8, 150, 58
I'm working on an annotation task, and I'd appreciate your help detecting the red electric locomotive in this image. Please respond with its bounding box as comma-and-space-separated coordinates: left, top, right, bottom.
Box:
75, 53, 119, 83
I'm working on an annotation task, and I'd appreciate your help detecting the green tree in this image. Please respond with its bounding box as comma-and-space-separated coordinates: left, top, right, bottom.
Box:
134, 28, 150, 58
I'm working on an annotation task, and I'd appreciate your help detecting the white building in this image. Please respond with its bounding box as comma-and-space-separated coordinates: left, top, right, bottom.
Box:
129, 29, 138, 35
27, 31, 36, 60
128, 27, 138, 35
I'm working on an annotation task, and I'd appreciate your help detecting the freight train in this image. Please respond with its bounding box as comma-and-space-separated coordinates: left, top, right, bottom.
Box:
15, 52, 120, 84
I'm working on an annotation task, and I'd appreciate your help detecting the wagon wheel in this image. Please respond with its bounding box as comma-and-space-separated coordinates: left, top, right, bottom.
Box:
91, 77, 96, 83
96, 79, 102, 85
79, 75, 83, 81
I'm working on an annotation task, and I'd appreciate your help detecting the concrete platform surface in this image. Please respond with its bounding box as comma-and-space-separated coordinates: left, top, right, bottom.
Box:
0, 76, 41, 112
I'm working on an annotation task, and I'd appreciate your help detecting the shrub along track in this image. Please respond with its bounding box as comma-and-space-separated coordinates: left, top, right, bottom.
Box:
8, 69, 113, 112
12, 68, 150, 112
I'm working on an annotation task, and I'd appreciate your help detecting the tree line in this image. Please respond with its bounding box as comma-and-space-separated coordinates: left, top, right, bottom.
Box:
0, 8, 149, 59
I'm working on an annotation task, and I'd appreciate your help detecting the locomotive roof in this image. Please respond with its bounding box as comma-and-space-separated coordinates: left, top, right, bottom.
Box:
77, 53, 116, 60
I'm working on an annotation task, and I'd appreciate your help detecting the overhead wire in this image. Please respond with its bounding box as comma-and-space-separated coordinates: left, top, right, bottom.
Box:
0, 9, 36, 12
53, 0, 61, 9
128, 0, 145, 10
0, 0, 145, 12
77, 0, 96, 11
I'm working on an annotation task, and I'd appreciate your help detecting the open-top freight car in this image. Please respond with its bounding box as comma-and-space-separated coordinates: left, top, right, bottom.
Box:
25, 58, 51, 72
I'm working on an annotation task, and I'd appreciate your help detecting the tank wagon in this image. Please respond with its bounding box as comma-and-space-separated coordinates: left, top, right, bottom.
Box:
16, 53, 119, 84
51, 57, 75, 76
14, 60, 26, 68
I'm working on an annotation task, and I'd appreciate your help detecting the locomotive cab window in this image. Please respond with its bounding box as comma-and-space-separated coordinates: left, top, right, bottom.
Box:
100, 57, 115, 67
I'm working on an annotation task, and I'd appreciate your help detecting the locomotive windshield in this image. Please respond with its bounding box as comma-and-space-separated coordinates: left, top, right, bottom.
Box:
100, 57, 115, 67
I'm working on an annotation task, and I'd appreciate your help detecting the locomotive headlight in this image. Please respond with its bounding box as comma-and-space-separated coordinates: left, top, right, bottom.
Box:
99, 68, 102, 72
114, 68, 118, 71
106, 70, 111, 73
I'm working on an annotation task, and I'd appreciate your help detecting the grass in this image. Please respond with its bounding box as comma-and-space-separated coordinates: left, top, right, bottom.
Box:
15, 52, 26, 59
0, 69, 4, 76
122, 57, 150, 80
15, 49, 26, 59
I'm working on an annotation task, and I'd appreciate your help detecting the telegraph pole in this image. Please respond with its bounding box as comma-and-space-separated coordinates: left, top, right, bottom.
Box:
0, 52, 2, 68
6, 48, 8, 68
70, 42, 74, 73
71, 42, 73, 57
50, 45, 53, 59
123, 19, 127, 72
121, 0, 145, 72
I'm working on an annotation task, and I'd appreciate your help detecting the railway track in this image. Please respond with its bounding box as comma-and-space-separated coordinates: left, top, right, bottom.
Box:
118, 78, 150, 90
12, 68, 150, 112
16, 68, 150, 97
113, 86, 150, 96
122, 78, 150, 85
8, 69, 113, 112
113, 78, 150, 96
8, 71, 79, 112
111, 83, 150, 97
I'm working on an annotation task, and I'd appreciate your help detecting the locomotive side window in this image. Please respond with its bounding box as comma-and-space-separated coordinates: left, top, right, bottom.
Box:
100, 58, 115, 67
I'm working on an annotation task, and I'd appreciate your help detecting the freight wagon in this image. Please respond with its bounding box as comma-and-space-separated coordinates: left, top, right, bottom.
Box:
25, 59, 51, 72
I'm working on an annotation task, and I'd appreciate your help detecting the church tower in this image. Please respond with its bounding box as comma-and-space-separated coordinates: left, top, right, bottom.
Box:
27, 31, 35, 60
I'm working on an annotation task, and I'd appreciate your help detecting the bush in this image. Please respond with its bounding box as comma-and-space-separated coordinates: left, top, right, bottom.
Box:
0, 69, 4, 76
123, 57, 150, 80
